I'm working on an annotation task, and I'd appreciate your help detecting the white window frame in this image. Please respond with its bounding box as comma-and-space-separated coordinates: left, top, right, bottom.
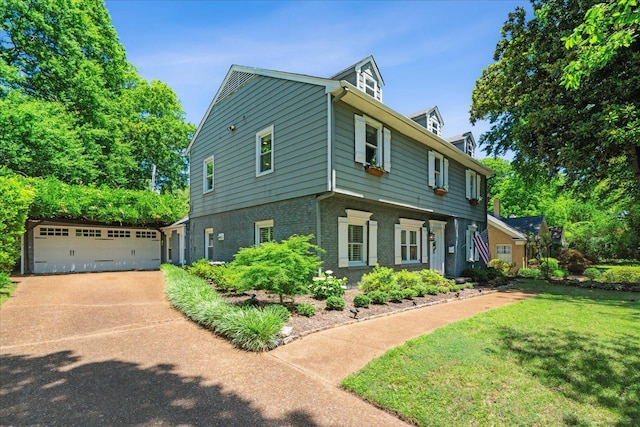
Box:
428, 117, 441, 136
338, 209, 377, 267
428, 151, 449, 190
357, 69, 382, 101
255, 220, 274, 246
496, 244, 512, 262
394, 218, 428, 265
354, 114, 391, 171
204, 228, 214, 261
203, 156, 214, 193
466, 224, 479, 262
465, 169, 482, 200
256, 125, 274, 176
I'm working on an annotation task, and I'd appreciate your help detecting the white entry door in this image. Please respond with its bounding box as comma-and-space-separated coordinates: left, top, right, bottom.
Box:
429, 220, 447, 275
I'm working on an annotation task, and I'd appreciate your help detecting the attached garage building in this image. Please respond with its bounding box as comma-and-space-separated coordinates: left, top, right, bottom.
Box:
25, 220, 161, 274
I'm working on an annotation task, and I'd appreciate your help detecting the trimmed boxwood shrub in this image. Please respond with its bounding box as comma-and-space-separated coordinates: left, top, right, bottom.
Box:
326, 296, 346, 311
369, 290, 389, 304
583, 267, 602, 281
389, 289, 404, 302
296, 303, 316, 317
401, 288, 418, 299
353, 294, 371, 308
358, 265, 397, 293
412, 284, 427, 297
600, 268, 640, 284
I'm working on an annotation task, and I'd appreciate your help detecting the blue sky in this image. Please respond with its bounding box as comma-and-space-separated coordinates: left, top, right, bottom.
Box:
105, 0, 531, 156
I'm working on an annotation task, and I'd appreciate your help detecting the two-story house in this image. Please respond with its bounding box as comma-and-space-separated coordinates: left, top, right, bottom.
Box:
186, 56, 493, 283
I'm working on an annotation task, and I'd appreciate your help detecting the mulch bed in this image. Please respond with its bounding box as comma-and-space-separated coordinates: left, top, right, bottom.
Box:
221, 286, 493, 341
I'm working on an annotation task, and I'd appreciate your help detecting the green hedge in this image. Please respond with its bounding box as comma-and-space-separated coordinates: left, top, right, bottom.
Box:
0, 175, 35, 273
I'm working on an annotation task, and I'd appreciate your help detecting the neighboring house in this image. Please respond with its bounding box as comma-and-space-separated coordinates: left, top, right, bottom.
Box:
186, 56, 493, 283
487, 214, 528, 270
22, 219, 162, 274
488, 199, 551, 268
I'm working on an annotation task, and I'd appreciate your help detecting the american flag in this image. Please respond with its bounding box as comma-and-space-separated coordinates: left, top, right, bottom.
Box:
473, 229, 491, 264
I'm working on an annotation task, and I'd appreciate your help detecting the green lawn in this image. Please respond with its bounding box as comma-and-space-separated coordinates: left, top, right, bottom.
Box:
342, 280, 640, 426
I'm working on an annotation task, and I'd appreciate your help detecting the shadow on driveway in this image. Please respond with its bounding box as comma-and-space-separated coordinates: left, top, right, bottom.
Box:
0, 350, 317, 427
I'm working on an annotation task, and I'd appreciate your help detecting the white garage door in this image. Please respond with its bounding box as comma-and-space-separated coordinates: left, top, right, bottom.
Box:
33, 225, 161, 274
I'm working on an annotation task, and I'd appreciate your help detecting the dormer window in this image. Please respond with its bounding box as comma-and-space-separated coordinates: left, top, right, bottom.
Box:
364, 74, 377, 98
428, 117, 441, 136
357, 69, 382, 101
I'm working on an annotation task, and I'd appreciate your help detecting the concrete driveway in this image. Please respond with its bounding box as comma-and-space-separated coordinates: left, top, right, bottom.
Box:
0, 271, 532, 426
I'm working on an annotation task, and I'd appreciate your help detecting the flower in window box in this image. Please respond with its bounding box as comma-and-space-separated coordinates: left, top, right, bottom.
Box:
469, 196, 483, 206
365, 156, 385, 176
433, 185, 448, 195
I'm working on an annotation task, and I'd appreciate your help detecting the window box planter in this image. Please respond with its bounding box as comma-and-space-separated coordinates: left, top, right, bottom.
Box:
433, 187, 447, 196
469, 198, 481, 206
365, 165, 385, 176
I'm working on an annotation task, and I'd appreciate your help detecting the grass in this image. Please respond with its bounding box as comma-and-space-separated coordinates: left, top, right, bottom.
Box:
342, 280, 640, 426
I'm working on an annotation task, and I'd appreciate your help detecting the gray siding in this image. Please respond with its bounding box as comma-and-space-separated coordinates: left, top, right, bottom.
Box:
332, 103, 485, 223
190, 76, 329, 219
318, 195, 482, 286
189, 196, 317, 263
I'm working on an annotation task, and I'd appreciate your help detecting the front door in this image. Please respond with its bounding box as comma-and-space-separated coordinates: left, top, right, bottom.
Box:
429, 220, 447, 275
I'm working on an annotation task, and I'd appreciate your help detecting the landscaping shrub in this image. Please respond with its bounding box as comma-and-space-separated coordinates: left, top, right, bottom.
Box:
369, 290, 389, 304
326, 296, 346, 311
436, 285, 451, 294
460, 267, 489, 283
487, 258, 514, 276
215, 307, 283, 351
518, 268, 542, 279
395, 270, 421, 290
600, 268, 640, 284
425, 285, 440, 295
583, 267, 602, 281
229, 234, 323, 304
0, 175, 35, 273
558, 249, 589, 275
552, 269, 568, 278
359, 265, 397, 293
412, 284, 427, 297
264, 304, 291, 323
388, 289, 404, 302
0, 272, 10, 288
296, 303, 316, 317
401, 288, 418, 300
308, 270, 346, 300
353, 293, 371, 308
186, 259, 233, 290
541, 258, 560, 272
419, 269, 453, 287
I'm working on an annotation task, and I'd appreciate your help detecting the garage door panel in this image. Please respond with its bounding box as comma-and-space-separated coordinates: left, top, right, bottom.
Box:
33, 226, 160, 273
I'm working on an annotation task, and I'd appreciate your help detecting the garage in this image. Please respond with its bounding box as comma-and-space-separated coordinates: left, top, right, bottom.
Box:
31, 223, 161, 274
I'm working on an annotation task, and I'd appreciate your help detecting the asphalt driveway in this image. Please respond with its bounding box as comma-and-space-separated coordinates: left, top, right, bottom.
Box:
0, 271, 532, 426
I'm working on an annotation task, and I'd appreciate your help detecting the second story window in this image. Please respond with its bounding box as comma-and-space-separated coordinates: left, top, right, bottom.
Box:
256, 125, 274, 176
428, 151, 449, 191
203, 156, 214, 193
354, 114, 391, 171
466, 169, 482, 201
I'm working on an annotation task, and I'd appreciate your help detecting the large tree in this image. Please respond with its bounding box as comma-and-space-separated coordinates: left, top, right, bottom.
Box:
0, 0, 194, 191
470, 0, 640, 199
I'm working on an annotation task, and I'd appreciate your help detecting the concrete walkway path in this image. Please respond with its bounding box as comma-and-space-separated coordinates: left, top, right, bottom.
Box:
1, 271, 533, 426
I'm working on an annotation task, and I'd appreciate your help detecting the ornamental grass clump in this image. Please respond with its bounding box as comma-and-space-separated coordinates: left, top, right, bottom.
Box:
215, 307, 283, 352
264, 304, 291, 323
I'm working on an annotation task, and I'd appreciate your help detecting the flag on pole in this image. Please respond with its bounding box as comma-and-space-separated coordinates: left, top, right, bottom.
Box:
473, 229, 491, 264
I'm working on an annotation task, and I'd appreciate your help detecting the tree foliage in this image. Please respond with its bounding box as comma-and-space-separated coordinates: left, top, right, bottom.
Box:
0, 0, 194, 191
481, 157, 639, 260
471, 0, 640, 198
